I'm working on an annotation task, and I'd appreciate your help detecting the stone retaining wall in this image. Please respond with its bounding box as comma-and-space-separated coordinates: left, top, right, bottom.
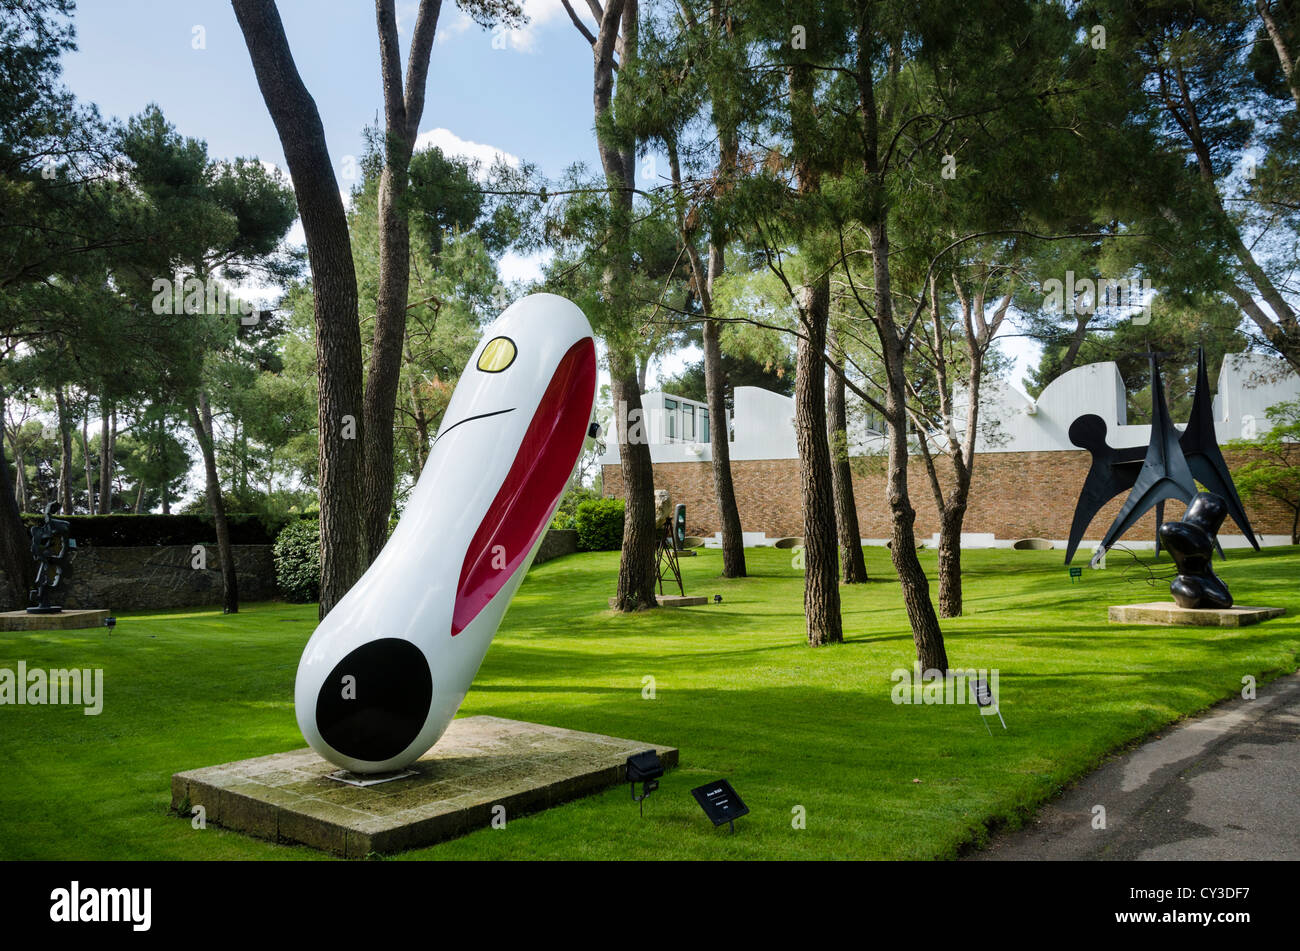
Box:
1, 529, 583, 613
534, 529, 577, 565
0, 544, 277, 613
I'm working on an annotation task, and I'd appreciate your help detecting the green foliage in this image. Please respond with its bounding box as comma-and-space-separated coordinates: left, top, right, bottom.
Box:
550, 484, 601, 531
272, 518, 320, 603
1226, 401, 1300, 543
573, 497, 624, 551
406, 146, 484, 257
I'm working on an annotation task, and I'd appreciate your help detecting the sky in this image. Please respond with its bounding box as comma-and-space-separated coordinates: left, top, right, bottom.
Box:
57, 0, 1042, 390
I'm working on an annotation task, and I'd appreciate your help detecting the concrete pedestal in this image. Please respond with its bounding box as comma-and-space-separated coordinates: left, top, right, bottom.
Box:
170, 715, 678, 858
0, 609, 109, 632
1108, 603, 1286, 627
608, 595, 709, 608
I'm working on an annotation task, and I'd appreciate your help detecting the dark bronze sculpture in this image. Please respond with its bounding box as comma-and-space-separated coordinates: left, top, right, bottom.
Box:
1159, 492, 1234, 609
28, 501, 76, 614
1065, 348, 1259, 565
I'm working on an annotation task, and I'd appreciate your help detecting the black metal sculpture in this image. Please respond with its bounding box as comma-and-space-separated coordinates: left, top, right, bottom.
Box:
1065, 348, 1259, 565
655, 517, 685, 597
28, 501, 76, 614
1159, 492, 1234, 609
1179, 349, 1258, 550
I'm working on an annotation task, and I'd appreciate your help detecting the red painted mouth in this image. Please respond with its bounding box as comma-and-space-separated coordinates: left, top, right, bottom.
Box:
451, 338, 597, 636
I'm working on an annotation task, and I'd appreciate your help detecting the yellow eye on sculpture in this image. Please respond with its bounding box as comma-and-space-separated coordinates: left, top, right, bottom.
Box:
477, 336, 516, 373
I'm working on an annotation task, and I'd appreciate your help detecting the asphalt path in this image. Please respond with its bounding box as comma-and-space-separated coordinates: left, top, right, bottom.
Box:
968, 671, 1300, 860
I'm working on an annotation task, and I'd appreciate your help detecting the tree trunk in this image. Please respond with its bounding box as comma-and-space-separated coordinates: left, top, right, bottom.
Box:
188, 392, 239, 614
1160, 60, 1300, 375
703, 120, 746, 578
1058, 312, 1092, 376
407, 339, 430, 470
874, 242, 948, 670
0, 385, 33, 609
362, 0, 442, 564
133, 480, 145, 514
582, 0, 656, 611
98, 402, 113, 514
852, 8, 946, 670
827, 327, 867, 583
611, 362, 658, 610
234, 0, 368, 617
936, 503, 966, 618
794, 277, 843, 645
669, 129, 745, 578
81, 409, 94, 515
703, 314, 745, 577
12, 447, 25, 511
1258, 0, 1300, 110
789, 52, 841, 645
54, 382, 73, 514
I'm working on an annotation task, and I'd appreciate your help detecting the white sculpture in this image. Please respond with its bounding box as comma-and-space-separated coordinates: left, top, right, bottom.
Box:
295, 294, 598, 773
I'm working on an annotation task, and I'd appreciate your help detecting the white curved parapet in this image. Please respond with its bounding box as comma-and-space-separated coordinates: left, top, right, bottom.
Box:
601, 356, 1300, 464
295, 293, 598, 773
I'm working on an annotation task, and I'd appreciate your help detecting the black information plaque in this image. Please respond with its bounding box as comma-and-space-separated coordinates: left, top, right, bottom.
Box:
690, 779, 749, 830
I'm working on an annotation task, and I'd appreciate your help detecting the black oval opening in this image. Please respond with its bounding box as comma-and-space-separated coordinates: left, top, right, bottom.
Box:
315, 638, 433, 764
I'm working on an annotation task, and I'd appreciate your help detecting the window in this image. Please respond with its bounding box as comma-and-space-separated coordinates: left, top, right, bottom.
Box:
700, 408, 710, 443
664, 399, 677, 440
683, 404, 695, 441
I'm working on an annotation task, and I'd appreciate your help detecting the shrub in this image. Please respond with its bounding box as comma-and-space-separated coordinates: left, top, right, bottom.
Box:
273, 519, 320, 603
550, 484, 601, 531
573, 497, 624, 551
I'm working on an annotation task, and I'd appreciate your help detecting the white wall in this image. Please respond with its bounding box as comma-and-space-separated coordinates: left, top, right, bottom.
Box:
600, 355, 1300, 465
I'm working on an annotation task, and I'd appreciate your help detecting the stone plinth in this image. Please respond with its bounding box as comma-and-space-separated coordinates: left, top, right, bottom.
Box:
608, 595, 709, 608
0, 609, 109, 632
1108, 603, 1286, 627
170, 716, 678, 858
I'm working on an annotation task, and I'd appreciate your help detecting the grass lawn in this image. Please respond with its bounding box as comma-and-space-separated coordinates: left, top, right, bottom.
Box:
1, 545, 1297, 860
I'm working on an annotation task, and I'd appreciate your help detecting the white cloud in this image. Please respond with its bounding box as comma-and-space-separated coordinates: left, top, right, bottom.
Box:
435, 1, 566, 52
498, 249, 550, 285
506, 0, 568, 52
394, 0, 420, 34
413, 127, 520, 177
435, 8, 475, 45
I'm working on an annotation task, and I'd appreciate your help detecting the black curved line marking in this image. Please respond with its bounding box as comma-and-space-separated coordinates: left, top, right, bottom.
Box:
433, 407, 515, 445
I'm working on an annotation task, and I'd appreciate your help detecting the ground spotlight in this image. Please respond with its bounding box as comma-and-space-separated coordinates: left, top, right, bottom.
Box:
625, 749, 663, 817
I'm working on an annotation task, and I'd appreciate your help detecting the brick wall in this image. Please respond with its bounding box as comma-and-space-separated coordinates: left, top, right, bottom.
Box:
602, 447, 1299, 543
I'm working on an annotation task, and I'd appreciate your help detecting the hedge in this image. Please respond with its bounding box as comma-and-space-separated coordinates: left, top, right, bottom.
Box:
18, 512, 296, 547
573, 497, 625, 551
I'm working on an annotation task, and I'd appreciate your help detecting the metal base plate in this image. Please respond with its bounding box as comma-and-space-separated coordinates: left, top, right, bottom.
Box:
325, 768, 418, 787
